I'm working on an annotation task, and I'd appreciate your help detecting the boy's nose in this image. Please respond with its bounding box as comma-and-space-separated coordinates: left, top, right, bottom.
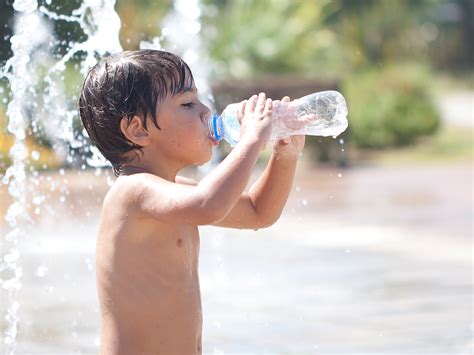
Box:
202, 104, 211, 117
201, 105, 211, 122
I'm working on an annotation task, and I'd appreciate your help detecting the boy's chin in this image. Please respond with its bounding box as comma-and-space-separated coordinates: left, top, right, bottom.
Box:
195, 154, 213, 167
197, 157, 212, 166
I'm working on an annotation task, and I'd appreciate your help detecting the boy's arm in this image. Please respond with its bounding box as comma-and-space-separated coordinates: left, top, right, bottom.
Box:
176, 154, 297, 229
214, 96, 305, 229
179, 142, 305, 230
212, 152, 299, 229
125, 94, 273, 226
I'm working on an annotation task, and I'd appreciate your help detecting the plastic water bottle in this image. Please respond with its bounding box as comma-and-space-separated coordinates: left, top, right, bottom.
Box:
208, 90, 348, 147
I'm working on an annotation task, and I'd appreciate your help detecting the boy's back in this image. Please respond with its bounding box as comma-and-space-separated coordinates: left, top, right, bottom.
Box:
96, 173, 203, 354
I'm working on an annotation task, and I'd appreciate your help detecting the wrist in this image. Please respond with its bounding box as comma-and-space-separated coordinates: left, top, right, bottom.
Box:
240, 134, 266, 150
271, 150, 300, 161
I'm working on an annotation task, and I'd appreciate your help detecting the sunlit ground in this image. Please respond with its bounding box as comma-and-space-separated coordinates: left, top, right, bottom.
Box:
0, 152, 472, 353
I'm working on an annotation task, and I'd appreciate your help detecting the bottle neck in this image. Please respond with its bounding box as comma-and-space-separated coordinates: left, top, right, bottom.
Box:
208, 113, 223, 142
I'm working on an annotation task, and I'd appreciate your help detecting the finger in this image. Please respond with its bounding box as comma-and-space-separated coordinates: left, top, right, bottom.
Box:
281, 96, 290, 102
237, 100, 247, 123
263, 98, 272, 117
245, 95, 258, 116
256, 92, 267, 115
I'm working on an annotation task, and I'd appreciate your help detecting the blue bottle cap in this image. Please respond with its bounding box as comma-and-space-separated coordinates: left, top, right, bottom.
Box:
211, 113, 222, 141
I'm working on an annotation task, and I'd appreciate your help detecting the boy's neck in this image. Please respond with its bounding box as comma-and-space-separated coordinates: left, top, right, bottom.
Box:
120, 163, 180, 182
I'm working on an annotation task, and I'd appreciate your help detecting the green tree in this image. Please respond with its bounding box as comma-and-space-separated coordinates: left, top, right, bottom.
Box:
201, 0, 345, 78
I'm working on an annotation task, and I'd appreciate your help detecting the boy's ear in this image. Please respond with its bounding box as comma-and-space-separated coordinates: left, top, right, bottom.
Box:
120, 116, 151, 147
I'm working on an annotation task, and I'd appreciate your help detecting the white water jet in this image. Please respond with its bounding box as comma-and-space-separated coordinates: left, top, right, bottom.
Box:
1, 0, 122, 351
38, 0, 122, 167
0, 1, 43, 351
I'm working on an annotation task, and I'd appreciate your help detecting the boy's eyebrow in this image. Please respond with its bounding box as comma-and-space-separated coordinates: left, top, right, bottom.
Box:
182, 87, 197, 93
174, 86, 197, 99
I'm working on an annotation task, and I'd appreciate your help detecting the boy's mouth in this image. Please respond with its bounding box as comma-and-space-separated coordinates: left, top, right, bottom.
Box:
209, 136, 218, 146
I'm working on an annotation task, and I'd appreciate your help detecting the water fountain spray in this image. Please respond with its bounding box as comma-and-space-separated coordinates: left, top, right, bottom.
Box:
1, 0, 122, 351
0, 1, 42, 351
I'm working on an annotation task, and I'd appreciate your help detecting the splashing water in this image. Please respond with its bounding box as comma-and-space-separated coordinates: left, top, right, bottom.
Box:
1, 1, 40, 351
1, 0, 122, 351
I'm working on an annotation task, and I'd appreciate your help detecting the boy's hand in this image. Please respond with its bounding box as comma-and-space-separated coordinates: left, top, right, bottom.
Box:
238, 92, 273, 149
273, 96, 305, 159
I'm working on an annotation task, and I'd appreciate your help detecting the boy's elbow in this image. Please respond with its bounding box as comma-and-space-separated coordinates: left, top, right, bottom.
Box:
255, 212, 281, 229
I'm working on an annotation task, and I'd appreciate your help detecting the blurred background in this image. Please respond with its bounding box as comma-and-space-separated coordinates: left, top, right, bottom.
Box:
0, 0, 472, 353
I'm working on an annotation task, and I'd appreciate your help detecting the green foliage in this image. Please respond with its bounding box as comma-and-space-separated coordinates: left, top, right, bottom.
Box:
201, 0, 346, 78
326, 0, 443, 66
201, 0, 472, 81
343, 63, 441, 148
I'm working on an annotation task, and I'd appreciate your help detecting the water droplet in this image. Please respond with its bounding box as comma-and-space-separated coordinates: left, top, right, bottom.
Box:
302, 199, 308, 207
4, 249, 19, 263
346, 249, 351, 253
59, 168, 65, 176
295, 186, 300, 192
36, 265, 48, 277
337, 173, 342, 178
339, 138, 344, 144
107, 175, 114, 187
341, 148, 345, 152
42, 285, 54, 294
59, 195, 65, 203
32, 195, 44, 205
85, 258, 93, 271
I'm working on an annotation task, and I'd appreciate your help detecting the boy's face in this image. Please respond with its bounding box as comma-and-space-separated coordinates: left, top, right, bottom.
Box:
148, 84, 214, 168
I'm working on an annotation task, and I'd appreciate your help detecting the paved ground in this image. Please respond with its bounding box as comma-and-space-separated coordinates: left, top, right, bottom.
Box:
0, 157, 471, 354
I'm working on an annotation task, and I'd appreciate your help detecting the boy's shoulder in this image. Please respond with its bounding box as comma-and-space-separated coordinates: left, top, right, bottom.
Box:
105, 173, 158, 204
103, 173, 194, 213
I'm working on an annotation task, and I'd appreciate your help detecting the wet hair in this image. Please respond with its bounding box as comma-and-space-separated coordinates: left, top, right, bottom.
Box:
79, 49, 194, 176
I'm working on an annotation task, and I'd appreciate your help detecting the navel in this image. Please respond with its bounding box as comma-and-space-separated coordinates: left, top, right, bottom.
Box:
177, 238, 183, 247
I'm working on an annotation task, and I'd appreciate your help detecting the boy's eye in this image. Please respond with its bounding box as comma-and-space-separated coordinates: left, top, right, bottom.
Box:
182, 102, 195, 109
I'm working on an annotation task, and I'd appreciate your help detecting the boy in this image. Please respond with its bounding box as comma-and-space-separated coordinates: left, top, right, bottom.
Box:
79, 49, 305, 354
